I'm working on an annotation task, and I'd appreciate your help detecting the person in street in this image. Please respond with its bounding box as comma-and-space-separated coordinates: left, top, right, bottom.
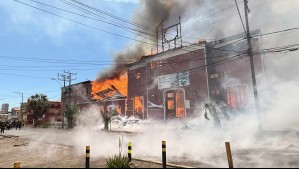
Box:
0, 122, 6, 133
18, 121, 22, 130
16, 120, 19, 130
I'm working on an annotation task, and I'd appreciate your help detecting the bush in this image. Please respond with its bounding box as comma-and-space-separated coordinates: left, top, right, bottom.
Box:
106, 154, 131, 168
42, 122, 49, 128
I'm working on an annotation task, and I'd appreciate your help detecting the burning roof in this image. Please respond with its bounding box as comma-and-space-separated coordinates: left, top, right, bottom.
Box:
95, 84, 126, 101
91, 74, 128, 101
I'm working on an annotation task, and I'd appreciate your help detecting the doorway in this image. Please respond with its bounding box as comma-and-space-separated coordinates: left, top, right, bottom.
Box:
164, 89, 186, 120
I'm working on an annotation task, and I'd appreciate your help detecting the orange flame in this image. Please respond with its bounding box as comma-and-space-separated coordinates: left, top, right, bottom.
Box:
134, 96, 144, 113
91, 73, 128, 100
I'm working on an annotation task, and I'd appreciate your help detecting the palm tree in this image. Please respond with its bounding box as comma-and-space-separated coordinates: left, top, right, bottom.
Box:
27, 94, 48, 127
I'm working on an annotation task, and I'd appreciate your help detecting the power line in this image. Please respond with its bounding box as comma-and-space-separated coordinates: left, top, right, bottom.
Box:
13, 0, 253, 56
68, 0, 156, 33
13, 0, 157, 46
234, 0, 246, 35
28, 0, 157, 41
253, 27, 299, 38
0, 72, 52, 79
14, 0, 204, 56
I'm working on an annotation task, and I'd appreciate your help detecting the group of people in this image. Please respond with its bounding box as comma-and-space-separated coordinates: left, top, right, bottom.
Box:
0, 120, 22, 133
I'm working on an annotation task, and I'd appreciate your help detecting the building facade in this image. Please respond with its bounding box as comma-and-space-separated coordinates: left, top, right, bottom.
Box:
206, 30, 265, 111
126, 30, 264, 120
61, 81, 94, 110
126, 43, 208, 120
1, 103, 9, 114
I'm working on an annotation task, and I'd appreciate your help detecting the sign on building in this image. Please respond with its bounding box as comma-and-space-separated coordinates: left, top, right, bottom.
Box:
158, 73, 178, 89
178, 71, 190, 87
158, 71, 190, 89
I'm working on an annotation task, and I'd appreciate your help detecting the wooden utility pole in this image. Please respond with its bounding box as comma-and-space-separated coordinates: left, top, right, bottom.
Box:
63, 71, 77, 128
64, 71, 77, 107
58, 73, 67, 129
244, 0, 262, 130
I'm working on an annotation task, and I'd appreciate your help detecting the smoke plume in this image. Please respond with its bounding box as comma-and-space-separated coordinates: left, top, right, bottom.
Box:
96, 0, 204, 80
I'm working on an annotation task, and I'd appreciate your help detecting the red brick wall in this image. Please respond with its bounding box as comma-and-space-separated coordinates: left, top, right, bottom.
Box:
127, 47, 208, 120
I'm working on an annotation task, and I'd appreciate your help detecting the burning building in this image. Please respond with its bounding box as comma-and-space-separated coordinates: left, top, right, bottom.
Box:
125, 30, 265, 120
206, 30, 265, 111
62, 77, 127, 116
126, 42, 208, 120
91, 75, 127, 115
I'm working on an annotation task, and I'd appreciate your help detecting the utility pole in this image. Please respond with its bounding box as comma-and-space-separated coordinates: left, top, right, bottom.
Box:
244, 0, 262, 130
64, 71, 77, 128
58, 73, 67, 129
64, 71, 77, 107
14, 92, 23, 120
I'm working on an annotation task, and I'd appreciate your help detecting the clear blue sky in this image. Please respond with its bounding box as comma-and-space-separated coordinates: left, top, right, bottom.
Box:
0, 0, 139, 109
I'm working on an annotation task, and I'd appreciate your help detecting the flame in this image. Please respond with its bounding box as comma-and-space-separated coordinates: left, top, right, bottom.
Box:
151, 49, 157, 55
176, 91, 185, 117
134, 96, 144, 113
91, 73, 128, 100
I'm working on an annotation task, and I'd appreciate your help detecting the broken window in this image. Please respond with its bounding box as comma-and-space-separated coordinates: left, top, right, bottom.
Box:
134, 96, 144, 119
226, 85, 247, 109
167, 100, 175, 110
117, 105, 121, 114
176, 90, 185, 117
165, 90, 185, 119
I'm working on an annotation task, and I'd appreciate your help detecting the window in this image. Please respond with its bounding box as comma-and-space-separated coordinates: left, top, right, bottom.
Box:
167, 100, 175, 110
210, 72, 224, 79
167, 93, 174, 97
211, 89, 220, 95
226, 85, 247, 109
134, 96, 144, 119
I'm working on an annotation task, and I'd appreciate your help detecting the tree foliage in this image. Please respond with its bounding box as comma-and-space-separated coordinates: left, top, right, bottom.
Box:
101, 109, 119, 130
65, 103, 78, 129
27, 94, 48, 126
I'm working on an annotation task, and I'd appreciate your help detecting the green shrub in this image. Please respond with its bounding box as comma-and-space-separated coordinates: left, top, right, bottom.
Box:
42, 122, 49, 128
106, 154, 131, 168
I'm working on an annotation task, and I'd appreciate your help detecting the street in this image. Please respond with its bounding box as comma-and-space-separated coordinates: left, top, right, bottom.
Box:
1, 126, 299, 168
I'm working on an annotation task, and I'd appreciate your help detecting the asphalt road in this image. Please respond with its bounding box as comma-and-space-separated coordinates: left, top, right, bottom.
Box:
1, 127, 299, 168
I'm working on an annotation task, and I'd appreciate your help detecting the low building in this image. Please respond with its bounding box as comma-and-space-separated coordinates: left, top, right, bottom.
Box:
11, 107, 21, 120
42, 101, 62, 125
61, 81, 93, 110
24, 101, 62, 126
